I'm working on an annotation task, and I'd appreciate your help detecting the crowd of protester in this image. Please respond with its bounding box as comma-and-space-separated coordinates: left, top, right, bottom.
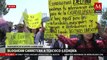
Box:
0, 18, 107, 60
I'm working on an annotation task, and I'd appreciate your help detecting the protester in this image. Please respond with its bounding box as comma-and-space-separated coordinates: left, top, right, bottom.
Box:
40, 27, 45, 45
57, 23, 107, 60
50, 38, 65, 60
9, 24, 27, 60
98, 23, 107, 40
102, 26, 107, 60
30, 28, 39, 60
50, 38, 56, 48
67, 35, 78, 60
34, 27, 41, 45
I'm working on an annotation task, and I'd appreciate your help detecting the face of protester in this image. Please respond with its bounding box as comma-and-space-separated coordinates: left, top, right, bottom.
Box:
83, 33, 93, 41
40, 27, 45, 32
39, 28, 42, 32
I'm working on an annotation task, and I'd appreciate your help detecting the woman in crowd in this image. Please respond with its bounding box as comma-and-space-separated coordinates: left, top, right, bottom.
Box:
57, 23, 107, 60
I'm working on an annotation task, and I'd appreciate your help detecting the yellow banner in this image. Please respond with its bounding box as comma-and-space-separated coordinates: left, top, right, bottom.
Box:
45, 0, 98, 39
5, 33, 34, 45
23, 12, 42, 29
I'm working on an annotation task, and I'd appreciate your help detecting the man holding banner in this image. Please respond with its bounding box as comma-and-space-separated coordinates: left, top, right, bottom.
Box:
9, 24, 26, 60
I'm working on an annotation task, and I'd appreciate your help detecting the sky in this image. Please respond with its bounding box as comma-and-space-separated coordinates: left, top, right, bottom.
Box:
3, 0, 107, 25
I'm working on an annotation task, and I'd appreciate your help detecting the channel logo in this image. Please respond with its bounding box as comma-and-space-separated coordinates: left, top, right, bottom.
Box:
94, 2, 102, 14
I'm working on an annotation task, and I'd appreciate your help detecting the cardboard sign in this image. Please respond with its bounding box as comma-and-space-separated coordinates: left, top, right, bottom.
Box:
45, 0, 98, 39
23, 12, 42, 29
5, 32, 34, 45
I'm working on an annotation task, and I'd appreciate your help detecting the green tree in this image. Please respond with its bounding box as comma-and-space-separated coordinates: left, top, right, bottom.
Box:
0, 0, 10, 16
100, 8, 107, 30
102, 8, 107, 20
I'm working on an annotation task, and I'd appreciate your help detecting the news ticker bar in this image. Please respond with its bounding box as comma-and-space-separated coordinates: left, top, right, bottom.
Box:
6, 48, 77, 53
5, 48, 107, 53
4, 48, 107, 56
0, 52, 104, 56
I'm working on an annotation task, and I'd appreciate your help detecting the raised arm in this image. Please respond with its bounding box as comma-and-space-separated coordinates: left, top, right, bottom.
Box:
23, 20, 30, 32
58, 34, 78, 47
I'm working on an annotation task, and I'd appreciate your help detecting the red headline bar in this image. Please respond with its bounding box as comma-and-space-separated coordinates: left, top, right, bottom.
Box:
7, 5, 16, 8
0, 53, 16, 56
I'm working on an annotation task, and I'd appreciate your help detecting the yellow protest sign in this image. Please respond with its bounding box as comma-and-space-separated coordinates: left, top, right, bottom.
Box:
23, 12, 42, 29
5, 33, 34, 45
45, 0, 98, 39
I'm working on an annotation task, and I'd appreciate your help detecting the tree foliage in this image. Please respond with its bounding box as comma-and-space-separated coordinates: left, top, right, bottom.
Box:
100, 8, 107, 30
0, 0, 10, 16
102, 9, 107, 20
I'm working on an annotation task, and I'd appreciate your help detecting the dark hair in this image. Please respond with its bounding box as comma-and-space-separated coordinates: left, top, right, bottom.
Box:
74, 33, 100, 53
17, 24, 24, 29
75, 33, 99, 49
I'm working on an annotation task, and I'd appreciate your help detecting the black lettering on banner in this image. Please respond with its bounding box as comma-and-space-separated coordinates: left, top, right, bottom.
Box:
63, 5, 66, 10
89, 20, 93, 23
35, 22, 38, 24
49, 7, 62, 11
69, 29, 74, 33
62, 16, 71, 21
54, 16, 60, 20
75, 29, 83, 33
78, 21, 86, 25
89, 5, 93, 8
69, 22, 77, 24
50, 12, 57, 16
49, 0, 71, 6
84, 28, 97, 32
66, 25, 72, 28
89, 20, 93, 27
89, 25, 91, 27
30, 16, 34, 18
68, 6, 87, 11
58, 11, 62, 15
50, 17, 53, 20
67, 9, 94, 15
63, 11, 66, 15
10, 34, 15, 40
81, 15, 86, 20
58, 30, 67, 34
73, 0, 91, 5
73, 17, 80, 20
62, 26, 65, 28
